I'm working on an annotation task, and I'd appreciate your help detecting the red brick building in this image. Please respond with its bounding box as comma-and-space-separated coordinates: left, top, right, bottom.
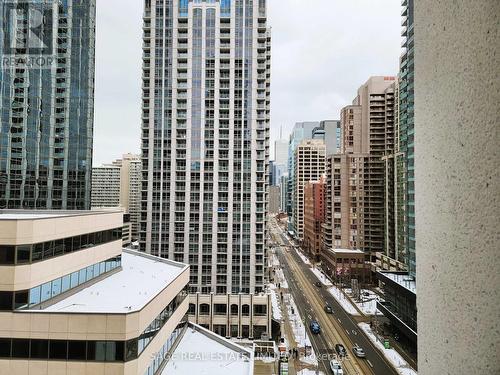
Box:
303, 175, 326, 261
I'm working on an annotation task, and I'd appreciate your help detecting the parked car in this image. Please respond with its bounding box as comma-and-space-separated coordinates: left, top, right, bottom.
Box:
335, 343, 347, 357
329, 360, 343, 375
310, 320, 321, 334
352, 345, 366, 358
324, 305, 333, 314
315, 281, 322, 287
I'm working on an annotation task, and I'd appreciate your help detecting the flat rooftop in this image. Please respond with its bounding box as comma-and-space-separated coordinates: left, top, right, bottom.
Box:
0, 209, 122, 221
162, 324, 253, 375
29, 250, 187, 314
328, 248, 365, 254
379, 271, 416, 294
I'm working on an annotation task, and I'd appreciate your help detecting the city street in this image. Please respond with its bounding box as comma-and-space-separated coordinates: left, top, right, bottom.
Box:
269, 219, 398, 375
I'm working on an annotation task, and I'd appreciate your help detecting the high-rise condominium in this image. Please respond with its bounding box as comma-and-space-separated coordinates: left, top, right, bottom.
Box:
140, 0, 271, 295
399, 0, 415, 277
0, 1, 96, 210
323, 77, 395, 258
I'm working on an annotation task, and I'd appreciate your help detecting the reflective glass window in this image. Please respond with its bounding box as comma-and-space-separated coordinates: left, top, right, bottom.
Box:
29, 286, 41, 306
40, 282, 52, 302
61, 275, 71, 293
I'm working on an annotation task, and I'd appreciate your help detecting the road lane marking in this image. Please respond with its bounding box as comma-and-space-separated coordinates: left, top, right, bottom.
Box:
346, 329, 350, 335
338, 318, 341, 323
367, 360, 374, 368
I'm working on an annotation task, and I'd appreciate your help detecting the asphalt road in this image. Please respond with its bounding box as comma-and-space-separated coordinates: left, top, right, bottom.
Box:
270, 220, 398, 375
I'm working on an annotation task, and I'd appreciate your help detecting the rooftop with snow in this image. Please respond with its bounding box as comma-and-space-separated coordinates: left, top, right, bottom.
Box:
378, 271, 416, 294
26, 250, 188, 314
161, 323, 254, 375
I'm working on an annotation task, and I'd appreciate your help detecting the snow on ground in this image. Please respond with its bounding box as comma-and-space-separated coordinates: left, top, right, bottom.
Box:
270, 288, 283, 321
297, 369, 325, 375
327, 286, 360, 316
270, 252, 280, 267
285, 294, 311, 348
310, 267, 333, 286
358, 323, 417, 375
283, 294, 318, 367
275, 268, 289, 289
294, 247, 312, 265
345, 289, 383, 316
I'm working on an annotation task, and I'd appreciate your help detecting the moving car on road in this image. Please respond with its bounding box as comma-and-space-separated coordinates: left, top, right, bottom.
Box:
315, 281, 322, 287
324, 304, 333, 314
310, 320, 321, 334
352, 345, 366, 358
335, 343, 347, 357
329, 360, 343, 375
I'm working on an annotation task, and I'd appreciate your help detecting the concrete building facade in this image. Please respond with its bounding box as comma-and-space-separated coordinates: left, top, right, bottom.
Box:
91, 165, 121, 208
188, 293, 272, 340
293, 139, 326, 240
415, 1, 499, 373
268, 186, 281, 215
0, 1, 96, 210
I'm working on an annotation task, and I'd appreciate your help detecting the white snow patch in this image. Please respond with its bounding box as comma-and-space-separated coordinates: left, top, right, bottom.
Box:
297, 370, 325, 375
327, 286, 360, 316
275, 267, 289, 289
310, 267, 333, 286
270, 288, 283, 321
345, 289, 383, 316
283, 294, 318, 367
294, 247, 312, 265
358, 323, 417, 375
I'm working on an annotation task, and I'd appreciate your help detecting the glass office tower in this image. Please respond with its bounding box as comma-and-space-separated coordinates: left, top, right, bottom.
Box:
0, 0, 96, 210
140, 0, 271, 294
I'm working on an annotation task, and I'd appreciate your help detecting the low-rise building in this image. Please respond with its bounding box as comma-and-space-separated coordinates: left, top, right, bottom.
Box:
188, 293, 272, 341
376, 271, 417, 350
320, 248, 371, 284
0, 210, 189, 375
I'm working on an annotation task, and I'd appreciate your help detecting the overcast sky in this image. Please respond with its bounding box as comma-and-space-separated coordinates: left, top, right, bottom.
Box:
93, 0, 401, 165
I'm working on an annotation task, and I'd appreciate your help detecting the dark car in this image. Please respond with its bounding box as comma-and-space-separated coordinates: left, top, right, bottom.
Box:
324, 305, 333, 314
315, 281, 322, 287
335, 344, 347, 357
310, 320, 321, 334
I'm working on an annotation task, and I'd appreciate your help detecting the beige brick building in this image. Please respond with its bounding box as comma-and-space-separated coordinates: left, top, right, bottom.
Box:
323, 77, 396, 260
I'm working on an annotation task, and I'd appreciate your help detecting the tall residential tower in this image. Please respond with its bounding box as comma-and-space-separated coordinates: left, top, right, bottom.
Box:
140, 0, 271, 296
0, 0, 96, 210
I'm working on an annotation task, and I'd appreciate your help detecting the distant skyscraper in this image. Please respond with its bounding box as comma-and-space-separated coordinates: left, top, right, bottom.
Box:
91, 164, 121, 208
0, 1, 96, 210
274, 138, 288, 165
92, 154, 142, 240
286, 121, 319, 229
293, 139, 325, 239
140, 0, 271, 295
314, 120, 341, 155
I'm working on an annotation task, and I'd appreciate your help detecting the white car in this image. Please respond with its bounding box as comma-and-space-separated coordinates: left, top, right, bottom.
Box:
329, 360, 343, 375
352, 345, 366, 358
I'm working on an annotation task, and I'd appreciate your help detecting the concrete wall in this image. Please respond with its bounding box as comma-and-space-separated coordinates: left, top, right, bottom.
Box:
415, 1, 499, 373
